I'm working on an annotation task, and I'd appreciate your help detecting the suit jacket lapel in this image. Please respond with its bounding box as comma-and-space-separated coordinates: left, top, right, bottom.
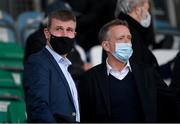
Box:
97, 63, 111, 116
43, 48, 74, 105
131, 62, 149, 100
130, 61, 156, 121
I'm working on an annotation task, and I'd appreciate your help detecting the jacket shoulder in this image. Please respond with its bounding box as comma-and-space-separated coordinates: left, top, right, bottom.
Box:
86, 63, 105, 74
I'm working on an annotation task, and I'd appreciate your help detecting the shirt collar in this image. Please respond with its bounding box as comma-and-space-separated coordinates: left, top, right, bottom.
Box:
106, 59, 132, 75
45, 45, 71, 66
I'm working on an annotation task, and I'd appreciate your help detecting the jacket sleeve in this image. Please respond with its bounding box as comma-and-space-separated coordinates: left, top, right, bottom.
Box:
79, 72, 96, 122
23, 57, 56, 122
150, 66, 176, 122
171, 52, 180, 122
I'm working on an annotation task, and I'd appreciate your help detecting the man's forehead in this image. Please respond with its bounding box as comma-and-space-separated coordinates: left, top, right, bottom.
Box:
110, 25, 130, 32
109, 25, 131, 38
51, 18, 76, 28
51, 18, 75, 24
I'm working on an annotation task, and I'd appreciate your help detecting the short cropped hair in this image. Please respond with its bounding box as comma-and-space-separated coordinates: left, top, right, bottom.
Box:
47, 10, 76, 29
98, 19, 129, 44
114, 0, 148, 17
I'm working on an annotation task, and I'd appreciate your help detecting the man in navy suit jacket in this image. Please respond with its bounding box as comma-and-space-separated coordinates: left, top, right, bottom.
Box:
23, 10, 80, 122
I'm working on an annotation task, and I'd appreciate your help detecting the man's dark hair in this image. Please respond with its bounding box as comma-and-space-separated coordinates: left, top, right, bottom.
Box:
47, 10, 76, 29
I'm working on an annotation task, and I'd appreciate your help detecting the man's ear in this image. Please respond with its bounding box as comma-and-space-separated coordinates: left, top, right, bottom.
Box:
102, 41, 110, 52
134, 6, 142, 22
44, 28, 50, 40
134, 5, 141, 15
74, 31, 77, 36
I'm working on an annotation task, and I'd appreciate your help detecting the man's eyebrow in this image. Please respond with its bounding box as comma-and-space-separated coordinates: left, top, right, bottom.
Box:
55, 26, 73, 29
67, 27, 74, 30
56, 26, 63, 28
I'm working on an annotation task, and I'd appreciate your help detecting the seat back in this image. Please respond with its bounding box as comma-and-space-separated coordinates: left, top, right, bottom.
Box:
89, 45, 102, 66
0, 69, 24, 123
0, 10, 17, 42
152, 49, 179, 65
75, 44, 87, 62
0, 101, 11, 123
16, 11, 44, 46
0, 69, 24, 98
152, 49, 179, 85
0, 42, 24, 72
7, 100, 27, 123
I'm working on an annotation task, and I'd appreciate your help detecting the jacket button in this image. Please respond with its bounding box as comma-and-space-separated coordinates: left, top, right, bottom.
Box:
72, 112, 76, 116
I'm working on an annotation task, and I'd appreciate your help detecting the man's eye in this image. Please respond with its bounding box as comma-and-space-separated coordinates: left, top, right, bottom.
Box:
56, 28, 63, 31
118, 38, 123, 40
67, 28, 73, 32
127, 36, 132, 40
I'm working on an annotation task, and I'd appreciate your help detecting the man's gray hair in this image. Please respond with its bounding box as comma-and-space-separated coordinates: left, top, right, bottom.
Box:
114, 0, 148, 18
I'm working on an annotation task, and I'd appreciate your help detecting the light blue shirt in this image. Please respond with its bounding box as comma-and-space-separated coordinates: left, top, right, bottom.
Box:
46, 45, 80, 122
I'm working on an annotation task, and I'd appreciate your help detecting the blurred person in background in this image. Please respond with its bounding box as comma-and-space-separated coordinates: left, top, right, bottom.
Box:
114, 0, 159, 70
68, 0, 117, 51
113, 0, 177, 81
23, 10, 80, 122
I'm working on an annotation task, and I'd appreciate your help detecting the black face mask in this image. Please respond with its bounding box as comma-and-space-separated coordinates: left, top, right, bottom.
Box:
50, 34, 75, 55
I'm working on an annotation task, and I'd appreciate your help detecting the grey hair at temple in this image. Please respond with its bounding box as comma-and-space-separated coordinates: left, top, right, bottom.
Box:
114, 0, 149, 18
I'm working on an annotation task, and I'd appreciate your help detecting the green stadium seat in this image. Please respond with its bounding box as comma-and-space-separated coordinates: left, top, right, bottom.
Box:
0, 59, 23, 71
0, 69, 24, 123
0, 101, 11, 123
0, 34, 27, 123
7, 100, 26, 123
0, 42, 23, 59
0, 69, 15, 87
0, 100, 26, 123
0, 42, 24, 72
0, 70, 24, 123
0, 69, 24, 100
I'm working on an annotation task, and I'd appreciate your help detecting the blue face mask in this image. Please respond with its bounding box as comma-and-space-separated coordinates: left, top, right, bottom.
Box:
112, 42, 133, 63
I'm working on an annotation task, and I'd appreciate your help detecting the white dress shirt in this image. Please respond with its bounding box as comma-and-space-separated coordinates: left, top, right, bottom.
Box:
106, 59, 132, 80
46, 45, 80, 122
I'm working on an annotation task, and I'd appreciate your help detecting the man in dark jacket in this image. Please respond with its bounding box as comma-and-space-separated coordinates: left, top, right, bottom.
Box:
114, 0, 159, 71
79, 19, 175, 122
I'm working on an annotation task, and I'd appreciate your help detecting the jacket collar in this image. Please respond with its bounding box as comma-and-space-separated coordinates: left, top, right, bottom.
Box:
42, 48, 75, 107
118, 12, 151, 35
106, 59, 132, 76
97, 62, 111, 117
